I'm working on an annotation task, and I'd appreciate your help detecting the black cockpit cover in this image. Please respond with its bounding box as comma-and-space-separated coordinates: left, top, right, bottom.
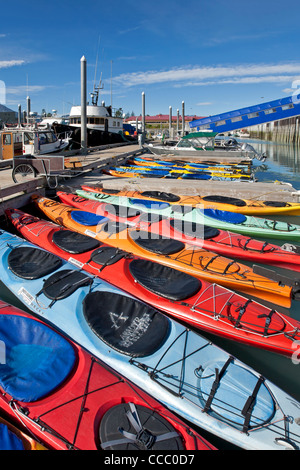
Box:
52, 229, 101, 254
90, 246, 127, 266
99, 403, 184, 450
130, 231, 185, 254
82, 291, 170, 357
103, 203, 141, 218
202, 195, 247, 207
129, 259, 201, 300
8, 246, 62, 279
169, 219, 220, 239
263, 201, 288, 207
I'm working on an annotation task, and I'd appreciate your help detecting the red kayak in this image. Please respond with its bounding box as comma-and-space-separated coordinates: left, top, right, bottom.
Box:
6, 208, 300, 358
0, 300, 215, 451
57, 191, 300, 273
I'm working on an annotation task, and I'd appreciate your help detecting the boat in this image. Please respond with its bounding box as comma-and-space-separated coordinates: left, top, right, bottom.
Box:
0, 125, 71, 160
6, 207, 300, 357
75, 189, 300, 241
58, 191, 300, 273
80, 186, 300, 217
0, 299, 214, 451
68, 80, 123, 134
0, 415, 46, 450
144, 131, 266, 161
31, 196, 295, 307
0, 232, 299, 450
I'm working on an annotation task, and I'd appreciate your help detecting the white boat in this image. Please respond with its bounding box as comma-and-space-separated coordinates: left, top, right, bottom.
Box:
0, 124, 71, 160
145, 131, 266, 161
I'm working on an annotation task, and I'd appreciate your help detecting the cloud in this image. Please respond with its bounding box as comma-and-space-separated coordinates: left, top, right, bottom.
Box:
113, 62, 300, 88
0, 60, 25, 69
196, 102, 212, 106
6, 85, 54, 95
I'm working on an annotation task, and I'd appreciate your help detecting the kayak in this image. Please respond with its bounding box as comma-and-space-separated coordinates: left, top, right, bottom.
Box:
0, 416, 46, 450
0, 299, 214, 451
32, 196, 295, 307
6, 207, 300, 357
55, 192, 300, 273
75, 189, 300, 241
0, 233, 299, 450
107, 165, 254, 181
81, 186, 300, 217
122, 161, 252, 176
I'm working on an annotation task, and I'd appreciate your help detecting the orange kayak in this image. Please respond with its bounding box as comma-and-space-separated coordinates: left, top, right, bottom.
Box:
81, 185, 300, 217
33, 195, 293, 307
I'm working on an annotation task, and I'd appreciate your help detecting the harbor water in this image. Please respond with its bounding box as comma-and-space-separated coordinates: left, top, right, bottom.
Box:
0, 138, 300, 450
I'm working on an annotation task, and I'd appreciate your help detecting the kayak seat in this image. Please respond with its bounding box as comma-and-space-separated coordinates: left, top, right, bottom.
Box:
90, 246, 127, 266
52, 229, 101, 254
42, 269, 93, 302
129, 198, 170, 210
70, 210, 109, 226
199, 360, 275, 429
202, 195, 247, 207
140, 191, 180, 202
169, 219, 220, 239
83, 291, 170, 357
103, 203, 141, 219
129, 259, 201, 301
0, 314, 76, 402
99, 403, 184, 450
203, 209, 247, 224
130, 231, 185, 255
8, 246, 62, 280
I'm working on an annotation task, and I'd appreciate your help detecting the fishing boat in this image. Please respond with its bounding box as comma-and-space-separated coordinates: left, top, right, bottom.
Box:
0, 300, 213, 450
144, 131, 266, 161
0, 232, 299, 450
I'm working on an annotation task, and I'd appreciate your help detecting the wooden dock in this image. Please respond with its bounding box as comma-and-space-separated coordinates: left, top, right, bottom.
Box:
1, 142, 300, 218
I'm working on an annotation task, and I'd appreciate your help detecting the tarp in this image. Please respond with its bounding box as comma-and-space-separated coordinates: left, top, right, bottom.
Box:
203, 209, 247, 224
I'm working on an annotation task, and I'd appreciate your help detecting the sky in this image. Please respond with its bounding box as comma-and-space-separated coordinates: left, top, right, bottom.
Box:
1, 0, 300, 119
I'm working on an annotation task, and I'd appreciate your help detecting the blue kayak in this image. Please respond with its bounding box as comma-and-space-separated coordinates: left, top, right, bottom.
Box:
0, 229, 299, 450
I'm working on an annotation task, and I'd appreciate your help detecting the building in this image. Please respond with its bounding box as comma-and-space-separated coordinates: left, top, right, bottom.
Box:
124, 114, 205, 132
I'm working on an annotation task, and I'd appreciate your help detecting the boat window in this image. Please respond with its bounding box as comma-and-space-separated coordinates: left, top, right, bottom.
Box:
215, 120, 226, 126
23, 132, 34, 144
46, 132, 57, 143
88, 118, 95, 124
231, 116, 243, 122
177, 140, 192, 148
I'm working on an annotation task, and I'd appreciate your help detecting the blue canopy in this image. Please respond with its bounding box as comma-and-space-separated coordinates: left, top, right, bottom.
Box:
71, 210, 109, 226
203, 208, 247, 224
0, 424, 25, 450
0, 315, 76, 402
